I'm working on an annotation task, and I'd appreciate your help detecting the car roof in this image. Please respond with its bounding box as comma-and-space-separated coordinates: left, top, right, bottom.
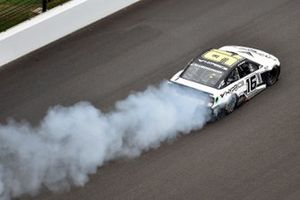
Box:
198, 48, 246, 71
183, 48, 247, 88
204, 48, 247, 71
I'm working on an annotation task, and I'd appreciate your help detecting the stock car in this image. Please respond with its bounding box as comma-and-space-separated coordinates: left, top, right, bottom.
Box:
170, 46, 280, 117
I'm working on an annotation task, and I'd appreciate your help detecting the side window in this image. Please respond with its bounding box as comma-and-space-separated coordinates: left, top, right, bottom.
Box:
225, 68, 239, 86
238, 61, 259, 78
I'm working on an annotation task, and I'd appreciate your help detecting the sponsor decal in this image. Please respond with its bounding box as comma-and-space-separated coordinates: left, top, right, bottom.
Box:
220, 81, 244, 97
191, 63, 223, 74
198, 59, 228, 71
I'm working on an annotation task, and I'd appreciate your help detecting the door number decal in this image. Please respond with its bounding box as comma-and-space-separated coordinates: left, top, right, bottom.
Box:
246, 75, 257, 93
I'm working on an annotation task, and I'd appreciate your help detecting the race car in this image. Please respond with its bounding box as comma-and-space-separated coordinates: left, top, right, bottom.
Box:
170, 46, 280, 118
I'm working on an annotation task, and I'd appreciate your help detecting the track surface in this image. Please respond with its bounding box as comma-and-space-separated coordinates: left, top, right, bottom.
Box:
1, 0, 300, 199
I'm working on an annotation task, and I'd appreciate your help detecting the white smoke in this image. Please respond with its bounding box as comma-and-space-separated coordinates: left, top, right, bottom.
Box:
0, 81, 211, 200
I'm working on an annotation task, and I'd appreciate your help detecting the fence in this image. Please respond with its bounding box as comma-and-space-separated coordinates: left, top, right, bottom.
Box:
0, 0, 70, 32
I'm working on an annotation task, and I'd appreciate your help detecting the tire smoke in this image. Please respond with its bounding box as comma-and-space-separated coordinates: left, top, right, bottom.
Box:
0, 81, 211, 199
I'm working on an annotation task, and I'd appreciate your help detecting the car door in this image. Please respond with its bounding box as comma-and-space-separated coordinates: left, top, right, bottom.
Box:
218, 67, 243, 97
237, 61, 263, 98
217, 68, 245, 109
224, 68, 245, 97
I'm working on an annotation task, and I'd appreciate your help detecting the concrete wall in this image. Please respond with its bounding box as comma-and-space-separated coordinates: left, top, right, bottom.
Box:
0, 0, 140, 67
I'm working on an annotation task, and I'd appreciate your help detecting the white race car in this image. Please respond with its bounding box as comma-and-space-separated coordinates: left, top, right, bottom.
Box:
170, 46, 280, 118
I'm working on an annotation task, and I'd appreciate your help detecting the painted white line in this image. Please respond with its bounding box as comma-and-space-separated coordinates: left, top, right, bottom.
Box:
0, 0, 140, 67
0, 0, 87, 40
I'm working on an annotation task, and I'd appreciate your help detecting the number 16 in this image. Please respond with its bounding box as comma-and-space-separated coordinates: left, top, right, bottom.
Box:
246, 75, 257, 93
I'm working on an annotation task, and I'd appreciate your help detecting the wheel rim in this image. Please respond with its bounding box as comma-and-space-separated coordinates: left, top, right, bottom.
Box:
226, 96, 237, 113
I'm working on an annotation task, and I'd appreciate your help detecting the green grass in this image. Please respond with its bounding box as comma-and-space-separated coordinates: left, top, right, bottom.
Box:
0, 0, 39, 4
0, 0, 70, 32
48, 0, 69, 9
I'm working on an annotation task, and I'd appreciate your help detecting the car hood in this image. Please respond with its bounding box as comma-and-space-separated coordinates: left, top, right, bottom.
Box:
220, 45, 280, 67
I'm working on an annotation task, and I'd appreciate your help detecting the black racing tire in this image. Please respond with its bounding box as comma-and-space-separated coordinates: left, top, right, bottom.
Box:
265, 65, 280, 86
214, 108, 226, 120
225, 94, 238, 114
214, 95, 238, 120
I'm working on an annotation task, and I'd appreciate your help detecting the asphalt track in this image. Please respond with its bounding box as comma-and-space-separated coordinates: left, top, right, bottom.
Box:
0, 0, 300, 199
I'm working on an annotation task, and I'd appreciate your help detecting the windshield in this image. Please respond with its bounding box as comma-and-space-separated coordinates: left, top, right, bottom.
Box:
180, 62, 224, 88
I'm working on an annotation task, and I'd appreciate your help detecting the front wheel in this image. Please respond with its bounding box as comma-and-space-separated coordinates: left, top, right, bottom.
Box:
265, 65, 280, 86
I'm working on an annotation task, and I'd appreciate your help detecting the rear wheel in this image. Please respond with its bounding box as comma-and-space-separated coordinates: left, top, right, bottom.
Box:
214, 95, 237, 120
225, 95, 238, 114
265, 65, 280, 86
